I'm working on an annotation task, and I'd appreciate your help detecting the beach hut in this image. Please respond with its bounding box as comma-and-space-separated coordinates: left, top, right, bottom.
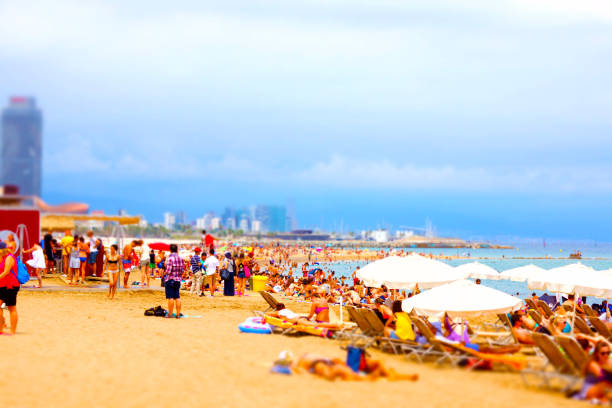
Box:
401, 279, 522, 318
356, 254, 467, 290
454, 262, 501, 281
499, 264, 546, 282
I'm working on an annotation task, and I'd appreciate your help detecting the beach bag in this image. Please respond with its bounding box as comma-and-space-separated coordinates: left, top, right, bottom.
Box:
11, 256, 30, 285
244, 265, 251, 279
220, 269, 230, 281
346, 346, 366, 373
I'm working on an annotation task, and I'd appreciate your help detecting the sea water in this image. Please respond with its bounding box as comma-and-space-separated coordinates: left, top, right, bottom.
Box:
296, 243, 612, 305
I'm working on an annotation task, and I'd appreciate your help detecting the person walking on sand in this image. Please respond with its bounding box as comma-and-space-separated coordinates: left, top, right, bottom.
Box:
23, 243, 45, 288
104, 244, 122, 299
203, 249, 219, 297
86, 230, 98, 277
163, 244, 184, 318
122, 240, 138, 288
68, 238, 81, 285
0, 242, 20, 335
202, 230, 216, 253
189, 247, 204, 296
60, 230, 73, 275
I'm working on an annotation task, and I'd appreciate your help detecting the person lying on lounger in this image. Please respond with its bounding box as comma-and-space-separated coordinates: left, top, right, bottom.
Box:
291, 353, 418, 382
307, 291, 330, 322
574, 341, 612, 403
266, 303, 341, 329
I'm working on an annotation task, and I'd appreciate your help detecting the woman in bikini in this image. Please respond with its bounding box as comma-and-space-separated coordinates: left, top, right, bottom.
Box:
308, 291, 330, 322
77, 236, 89, 285
105, 244, 122, 299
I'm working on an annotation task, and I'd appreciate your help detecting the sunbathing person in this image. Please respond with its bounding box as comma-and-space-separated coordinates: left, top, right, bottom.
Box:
574, 341, 612, 403
384, 300, 416, 341
438, 313, 520, 354
510, 310, 551, 344
267, 303, 341, 329
291, 353, 418, 382
308, 291, 330, 322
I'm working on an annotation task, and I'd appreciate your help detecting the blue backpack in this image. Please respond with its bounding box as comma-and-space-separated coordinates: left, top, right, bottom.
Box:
10, 256, 30, 285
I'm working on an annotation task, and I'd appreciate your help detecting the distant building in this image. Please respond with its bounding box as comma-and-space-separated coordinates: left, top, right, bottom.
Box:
195, 217, 206, 229
238, 216, 249, 232
1, 97, 43, 196
255, 205, 287, 232
210, 217, 221, 230
395, 230, 415, 239
251, 220, 262, 233
138, 216, 148, 228
370, 229, 390, 243
175, 210, 187, 226
163, 212, 175, 230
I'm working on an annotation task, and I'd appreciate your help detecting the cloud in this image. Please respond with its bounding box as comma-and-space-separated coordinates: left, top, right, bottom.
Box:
295, 155, 612, 193
45, 142, 612, 194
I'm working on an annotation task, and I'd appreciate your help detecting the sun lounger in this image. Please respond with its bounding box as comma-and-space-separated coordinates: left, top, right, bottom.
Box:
582, 304, 598, 318
555, 335, 589, 372
260, 291, 280, 312
573, 315, 593, 336
587, 316, 612, 340
536, 300, 554, 318
411, 317, 527, 370
521, 333, 581, 392
528, 309, 542, 325
525, 298, 538, 311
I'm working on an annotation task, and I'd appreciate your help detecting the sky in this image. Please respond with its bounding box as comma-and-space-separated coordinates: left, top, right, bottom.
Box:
1, 0, 611, 240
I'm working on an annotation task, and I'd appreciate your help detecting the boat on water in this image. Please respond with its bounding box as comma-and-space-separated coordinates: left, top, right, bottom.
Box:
569, 250, 582, 259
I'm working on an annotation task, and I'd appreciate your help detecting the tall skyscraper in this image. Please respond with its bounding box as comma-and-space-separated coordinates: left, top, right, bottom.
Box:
255, 205, 287, 232
1, 97, 43, 196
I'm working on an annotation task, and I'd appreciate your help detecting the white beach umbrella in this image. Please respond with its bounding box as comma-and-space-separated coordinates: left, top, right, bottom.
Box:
499, 264, 547, 282
454, 262, 501, 281
528, 263, 612, 298
401, 279, 523, 318
356, 254, 467, 290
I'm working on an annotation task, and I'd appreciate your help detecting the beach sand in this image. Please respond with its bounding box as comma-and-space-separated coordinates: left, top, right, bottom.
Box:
2, 290, 584, 408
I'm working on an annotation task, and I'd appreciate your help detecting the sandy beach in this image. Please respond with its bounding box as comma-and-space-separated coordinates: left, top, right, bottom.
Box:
2, 289, 585, 408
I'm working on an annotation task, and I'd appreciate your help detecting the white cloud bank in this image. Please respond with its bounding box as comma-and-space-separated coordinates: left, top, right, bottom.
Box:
46, 139, 612, 193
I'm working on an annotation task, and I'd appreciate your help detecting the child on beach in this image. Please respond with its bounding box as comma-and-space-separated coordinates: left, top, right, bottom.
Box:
68, 238, 81, 285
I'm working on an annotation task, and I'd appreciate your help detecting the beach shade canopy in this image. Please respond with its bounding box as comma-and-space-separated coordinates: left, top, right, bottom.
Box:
148, 242, 170, 251
499, 264, 547, 282
401, 279, 523, 318
454, 262, 501, 281
527, 263, 612, 298
356, 254, 468, 290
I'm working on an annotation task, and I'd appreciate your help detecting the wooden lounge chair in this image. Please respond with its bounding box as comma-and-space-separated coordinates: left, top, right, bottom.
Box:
343, 306, 376, 347
411, 317, 527, 370
259, 291, 280, 312
359, 308, 416, 355
528, 309, 542, 325
588, 316, 612, 340
555, 335, 589, 373
536, 300, 554, 318
521, 333, 581, 392
525, 298, 538, 311
582, 304, 598, 318
573, 315, 593, 336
